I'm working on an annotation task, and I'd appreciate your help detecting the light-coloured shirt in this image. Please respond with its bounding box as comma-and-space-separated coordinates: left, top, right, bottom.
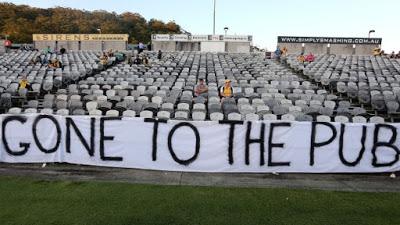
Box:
195, 84, 208, 96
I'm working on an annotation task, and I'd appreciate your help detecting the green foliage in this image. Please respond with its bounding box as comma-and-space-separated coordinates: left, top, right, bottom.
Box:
0, 2, 181, 43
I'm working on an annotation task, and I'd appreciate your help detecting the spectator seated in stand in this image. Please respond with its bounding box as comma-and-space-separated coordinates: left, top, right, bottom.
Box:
195, 79, 208, 97
114, 51, 125, 61
60, 47, 66, 55
18, 75, 30, 90
220, 80, 233, 99
48, 59, 62, 69
30, 55, 41, 65
157, 50, 162, 60
43, 46, 53, 54
142, 55, 149, 66
40, 54, 49, 65
297, 54, 305, 64
133, 55, 142, 65
107, 49, 114, 57
281, 47, 288, 57
274, 46, 282, 60
373, 48, 383, 56
305, 52, 315, 63
100, 53, 109, 66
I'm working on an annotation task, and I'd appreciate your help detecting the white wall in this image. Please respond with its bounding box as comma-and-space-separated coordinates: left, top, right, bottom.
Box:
200, 41, 225, 52
226, 42, 250, 53
80, 41, 102, 51
152, 41, 176, 52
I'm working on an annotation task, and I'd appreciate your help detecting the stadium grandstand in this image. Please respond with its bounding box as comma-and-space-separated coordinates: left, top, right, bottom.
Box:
2, 1, 400, 225
0, 47, 398, 124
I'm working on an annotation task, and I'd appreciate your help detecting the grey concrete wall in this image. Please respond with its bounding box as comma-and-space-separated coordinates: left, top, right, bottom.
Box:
277, 43, 303, 54
103, 41, 127, 51
81, 41, 103, 51
330, 44, 354, 55
226, 42, 250, 53
278, 43, 327, 55
176, 42, 200, 51
304, 43, 326, 55
355, 44, 378, 55
152, 41, 176, 52
34, 41, 57, 51
200, 41, 226, 52
192, 42, 201, 51
56, 41, 79, 51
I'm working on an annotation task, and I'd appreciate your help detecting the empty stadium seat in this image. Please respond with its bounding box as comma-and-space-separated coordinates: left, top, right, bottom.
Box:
0, 50, 394, 123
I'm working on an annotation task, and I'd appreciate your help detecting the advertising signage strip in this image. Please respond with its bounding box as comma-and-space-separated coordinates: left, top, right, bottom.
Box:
278, 36, 382, 45
192, 35, 208, 41
151, 34, 253, 42
33, 34, 129, 41
172, 34, 189, 41
223, 35, 250, 42
152, 34, 171, 41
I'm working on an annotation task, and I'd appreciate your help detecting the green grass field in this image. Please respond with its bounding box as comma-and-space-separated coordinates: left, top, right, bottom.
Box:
0, 176, 399, 225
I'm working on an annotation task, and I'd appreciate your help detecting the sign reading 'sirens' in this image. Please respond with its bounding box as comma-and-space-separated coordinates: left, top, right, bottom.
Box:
33, 34, 129, 41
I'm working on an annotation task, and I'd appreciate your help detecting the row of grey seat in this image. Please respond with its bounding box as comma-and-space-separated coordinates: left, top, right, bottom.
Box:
0, 51, 391, 123
287, 54, 400, 114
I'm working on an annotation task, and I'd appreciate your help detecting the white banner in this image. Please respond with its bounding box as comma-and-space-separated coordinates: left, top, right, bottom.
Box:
0, 115, 399, 173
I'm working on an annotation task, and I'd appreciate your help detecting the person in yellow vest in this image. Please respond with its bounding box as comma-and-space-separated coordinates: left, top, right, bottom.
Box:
19, 76, 30, 90
220, 80, 233, 98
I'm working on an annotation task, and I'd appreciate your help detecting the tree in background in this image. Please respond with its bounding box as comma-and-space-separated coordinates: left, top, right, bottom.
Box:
0, 2, 181, 43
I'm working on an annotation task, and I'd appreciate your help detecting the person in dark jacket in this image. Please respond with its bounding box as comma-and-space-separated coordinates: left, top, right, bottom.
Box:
157, 50, 162, 60
133, 55, 142, 65
60, 47, 66, 55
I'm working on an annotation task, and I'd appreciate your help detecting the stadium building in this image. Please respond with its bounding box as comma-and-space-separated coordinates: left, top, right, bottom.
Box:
33, 34, 129, 51
151, 34, 253, 53
277, 36, 382, 55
